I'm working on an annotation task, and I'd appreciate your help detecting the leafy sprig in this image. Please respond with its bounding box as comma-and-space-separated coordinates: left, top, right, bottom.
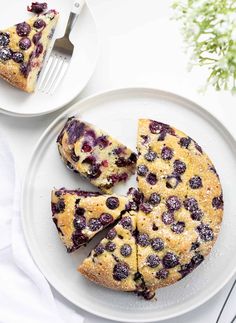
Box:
173, 0, 236, 92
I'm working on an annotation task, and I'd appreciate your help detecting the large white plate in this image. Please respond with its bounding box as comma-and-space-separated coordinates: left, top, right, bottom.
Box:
22, 88, 236, 322
0, 0, 98, 117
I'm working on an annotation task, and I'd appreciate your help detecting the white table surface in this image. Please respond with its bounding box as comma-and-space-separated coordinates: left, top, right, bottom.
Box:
0, 1, 235, 322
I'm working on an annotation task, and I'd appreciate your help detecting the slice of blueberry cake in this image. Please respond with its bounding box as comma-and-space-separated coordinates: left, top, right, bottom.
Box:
57, 117, 137, 193
136, 119, 223, 293
51, 188, 136, 253
0, 6, 59, 92
78, 211, 138, 292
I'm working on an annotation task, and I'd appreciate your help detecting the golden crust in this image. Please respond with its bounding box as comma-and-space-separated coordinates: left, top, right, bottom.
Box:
51, 190, 131, 252
136, 119, 223, 291
57, 118, 137, 193
78, 212, 137, 291
0, 11, 59, 93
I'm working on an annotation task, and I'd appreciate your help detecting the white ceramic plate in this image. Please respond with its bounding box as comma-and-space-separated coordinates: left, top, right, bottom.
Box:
0, 0, 99, 117
22, 88, 236, 322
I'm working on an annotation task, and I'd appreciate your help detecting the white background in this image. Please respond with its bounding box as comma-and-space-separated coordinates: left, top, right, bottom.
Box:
0, 1, 235, 322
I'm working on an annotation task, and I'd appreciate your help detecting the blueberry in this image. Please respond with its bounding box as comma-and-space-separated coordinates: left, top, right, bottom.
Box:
163, 252, 179, 269
12, 52, 24, 63
189, 176, 203, 189
51, 199, 65, 214
88, 218, 102, 232
87, 164, 101, 179
191, 209, 203, 221
179, 253, 204, 278
127, 187, 144, 204
197, 223, 214, 241
120, 244, 132, 257
28, 2, 48, 14
137, 233, 150, 247
166, 174, 181, 189
194, 141, 203, 153
72, 232, 88, 247
0, 32, 10, 46
113, 147, 124, 155
162, 211, 174, 225
33, 19, 46, 29
96, 135, 109, 148
0, 48, 12, 61
67, 120, 85, 145
20, 62, 30, 77
141, 135, 150, 144
183, 198, 198, 212
137, 165, 148, 176
75, 207, 85, 216
33, 32, 42, 45
146, 173, 157, 185
149, 120, 163, 134
173, 160, 186, 174
179, 137, 191, 149
152, 223, 159, 231
16, 22, 31, 37
161, 147, 173, 160
149, 192, 161, 206
100, 213, 113, 225
35, 43, 43, 57
106, 228, 117, 240
140, 202, 153, 214
94, 244, 105, 256
128, 153, 137, 165
212, 194, 224, 210
191, 241, 200, 251
146, 254, 160, 268
19, 38, 31, 50
166, 196, 181, 211
113, 262, 129, 281
120, 216, 132, 230
149, 120, 175, 136
74, 215, 86, 230
106, 197, 119, 210
156, 268, 169, 279
115, 157, 128, 167
105, 241, 116, 252
144, 150, 157, 162
151, 238, 164, 251
171, 221, 185, 234
71, 149, 80, 162
82, 155, 96, 165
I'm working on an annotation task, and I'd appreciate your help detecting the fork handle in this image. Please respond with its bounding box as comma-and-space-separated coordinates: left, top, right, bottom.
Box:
64, 0, 86, 37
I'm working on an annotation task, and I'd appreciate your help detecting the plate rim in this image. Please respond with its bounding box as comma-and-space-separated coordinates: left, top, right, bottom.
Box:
21, 86, 236, 322
0, 2, 100, 118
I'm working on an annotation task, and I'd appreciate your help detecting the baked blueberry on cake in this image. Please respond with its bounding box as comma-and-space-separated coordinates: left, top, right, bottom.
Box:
136, 119, 223, 293
78, 211, 139, 291
57, 117, 137, 193
0, 4, 59, 92
51, 188, 137, 253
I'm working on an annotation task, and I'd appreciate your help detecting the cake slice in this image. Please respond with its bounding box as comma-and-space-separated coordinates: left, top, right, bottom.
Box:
136, 119, 223, 294
57, 117, 137, 193
51, 188, 141, 253
0, 9, 59, 92
78, 211, 138, 292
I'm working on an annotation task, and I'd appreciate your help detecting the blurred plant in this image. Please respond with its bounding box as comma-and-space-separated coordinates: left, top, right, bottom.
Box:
172, 0, 236, 92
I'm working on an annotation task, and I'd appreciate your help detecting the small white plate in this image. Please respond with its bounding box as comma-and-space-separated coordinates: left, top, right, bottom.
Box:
0, 0, 99, 117
22, 88, 236, 322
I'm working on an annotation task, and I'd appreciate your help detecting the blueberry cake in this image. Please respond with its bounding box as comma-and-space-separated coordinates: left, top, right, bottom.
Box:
51, 188, 135, 253
78, 211, 139, 291
0, 6, 59, 92
136, 119, 223, 293
57, 117, 137, 193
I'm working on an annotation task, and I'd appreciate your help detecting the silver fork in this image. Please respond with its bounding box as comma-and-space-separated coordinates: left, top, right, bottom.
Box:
38, 0, 85, 95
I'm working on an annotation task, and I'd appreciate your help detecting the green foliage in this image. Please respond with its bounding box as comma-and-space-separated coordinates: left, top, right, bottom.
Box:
173, 0, 236, 92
